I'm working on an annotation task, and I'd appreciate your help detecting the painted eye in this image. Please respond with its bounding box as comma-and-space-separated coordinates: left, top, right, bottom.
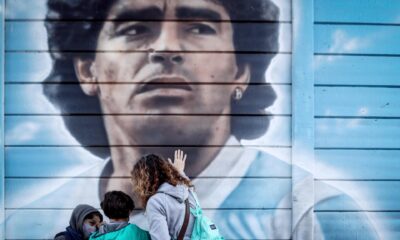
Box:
118, 25, 150, 36
187, 24, 216, 35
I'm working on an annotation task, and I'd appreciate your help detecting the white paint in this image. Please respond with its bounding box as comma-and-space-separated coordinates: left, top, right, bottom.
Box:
6, 122, 39, 143
314, 29, 370, 69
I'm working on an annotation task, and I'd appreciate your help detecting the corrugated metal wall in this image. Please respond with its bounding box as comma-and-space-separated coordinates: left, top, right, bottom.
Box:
314, 0, 400, 239
1, 0, 400, 239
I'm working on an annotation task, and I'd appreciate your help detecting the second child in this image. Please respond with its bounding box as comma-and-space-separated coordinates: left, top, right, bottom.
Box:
90, 191, 150, 240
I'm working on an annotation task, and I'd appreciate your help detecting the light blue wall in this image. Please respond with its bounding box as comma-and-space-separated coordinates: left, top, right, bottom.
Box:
314, 0, 400, 239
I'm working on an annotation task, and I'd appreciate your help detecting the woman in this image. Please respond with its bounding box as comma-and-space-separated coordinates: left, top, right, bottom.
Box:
131, 150, 196, 240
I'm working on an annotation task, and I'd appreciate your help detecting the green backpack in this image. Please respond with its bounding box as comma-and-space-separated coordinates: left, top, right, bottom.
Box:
188, 190, 224, 240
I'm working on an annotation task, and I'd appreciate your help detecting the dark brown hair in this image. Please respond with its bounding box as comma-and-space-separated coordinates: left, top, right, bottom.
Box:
100, 191, 135, 219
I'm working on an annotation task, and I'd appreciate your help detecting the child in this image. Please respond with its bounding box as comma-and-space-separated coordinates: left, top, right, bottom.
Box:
54, 204, 103, 240
90, 191, 150, 240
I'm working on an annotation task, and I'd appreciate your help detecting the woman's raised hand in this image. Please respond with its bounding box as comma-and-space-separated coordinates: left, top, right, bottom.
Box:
168, 149, 187, 173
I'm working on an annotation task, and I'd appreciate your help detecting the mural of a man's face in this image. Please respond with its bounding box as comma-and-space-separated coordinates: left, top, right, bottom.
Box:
75, 0, 250, 146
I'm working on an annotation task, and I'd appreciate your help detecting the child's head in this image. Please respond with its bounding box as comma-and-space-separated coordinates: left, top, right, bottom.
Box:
100, 191, 135, 220
69, 204, 103, 239
82, 212, 102, 239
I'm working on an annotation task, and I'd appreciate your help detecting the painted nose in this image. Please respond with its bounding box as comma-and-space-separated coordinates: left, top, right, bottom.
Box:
149, 51, 184, 65
148, 22, 184, 65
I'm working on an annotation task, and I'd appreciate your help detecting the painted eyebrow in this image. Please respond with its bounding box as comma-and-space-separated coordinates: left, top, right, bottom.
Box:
113, 7, 164, 21
176, 7, 222, 21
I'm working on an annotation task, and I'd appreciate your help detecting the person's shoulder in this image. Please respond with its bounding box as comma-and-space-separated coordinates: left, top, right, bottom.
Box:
127, 224, 147, 232
127, 224, 151, 239
146, 193, 167, 214
147, 191, 166, 204
148, 182, 184, 204
53, 232, 67, 240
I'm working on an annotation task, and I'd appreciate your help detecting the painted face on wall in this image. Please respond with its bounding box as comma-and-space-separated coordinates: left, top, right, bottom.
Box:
76, 0, 250, 145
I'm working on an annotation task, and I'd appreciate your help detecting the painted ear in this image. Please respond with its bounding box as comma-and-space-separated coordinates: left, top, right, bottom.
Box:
233, 64, 251, 94
73, 58, 98, 96
234, 64, 250, 85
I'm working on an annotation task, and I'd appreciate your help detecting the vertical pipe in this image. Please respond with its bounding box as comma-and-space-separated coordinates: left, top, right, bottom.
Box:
291, 0, 315, 239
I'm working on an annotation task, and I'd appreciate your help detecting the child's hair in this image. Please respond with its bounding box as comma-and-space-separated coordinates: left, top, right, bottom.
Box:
100, 191, 135, 219
84, 212, 103, 221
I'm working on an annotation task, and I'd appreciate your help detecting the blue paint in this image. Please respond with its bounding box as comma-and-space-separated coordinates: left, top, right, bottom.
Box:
5, 116, 76, 146
315, 212, 385, 240
316, 181, 400, 211
5, 0, 47, 20
315, 25, 400, 55
315, 0, 400, 24
315, 55, 400, 86
315, 150, 400, 180
292, 0, 315, 239
315, 87, 400, 117
0, 0, 5, 237
5, 52, 52, 82
5, 22, 47, 51
5, 147, 102, 177
316, 118, 400, 148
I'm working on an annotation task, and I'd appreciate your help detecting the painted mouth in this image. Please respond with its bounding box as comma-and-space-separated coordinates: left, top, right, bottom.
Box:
138, 76, 192, 94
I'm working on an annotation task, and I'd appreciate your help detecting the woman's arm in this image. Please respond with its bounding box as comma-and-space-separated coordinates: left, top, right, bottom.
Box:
146, 196, 170, 240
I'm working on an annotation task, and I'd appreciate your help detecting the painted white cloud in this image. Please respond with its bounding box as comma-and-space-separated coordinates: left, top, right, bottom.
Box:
5, 0, 46, 19
272, 0, 291, 22
343, 107, 369, 128
265, 54, 291, 84
340, 107, 369, 129
6, 122, 39, 143
316, 118, 359, 136
357, 107, 369, 116
315, 29, 370, 69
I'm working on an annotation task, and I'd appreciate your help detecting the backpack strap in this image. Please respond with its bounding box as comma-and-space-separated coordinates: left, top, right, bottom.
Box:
188, 188, 201, 208
177, 198, 190, 240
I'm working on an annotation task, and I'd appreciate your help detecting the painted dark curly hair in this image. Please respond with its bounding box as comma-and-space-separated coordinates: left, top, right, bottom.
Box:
131, 154, 192, 206
43, 0, 280, 158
